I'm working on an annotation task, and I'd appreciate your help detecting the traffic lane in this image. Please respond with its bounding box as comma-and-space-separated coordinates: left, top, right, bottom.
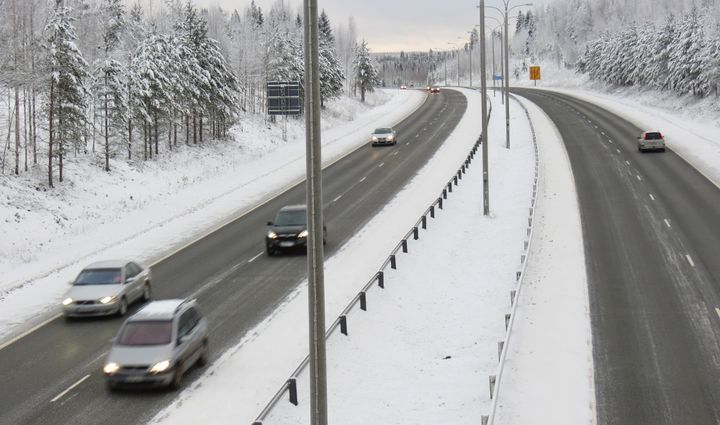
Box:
514, 89, 720, 424
535, 90, 720, 288
1, 90, 467, 425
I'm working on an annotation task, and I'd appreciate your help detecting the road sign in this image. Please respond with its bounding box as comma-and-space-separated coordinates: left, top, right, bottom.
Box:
529, 66, 541, 81
267, 81, 301, 115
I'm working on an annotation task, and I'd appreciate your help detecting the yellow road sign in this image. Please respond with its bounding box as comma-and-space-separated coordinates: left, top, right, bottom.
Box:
530, 66, 541, 81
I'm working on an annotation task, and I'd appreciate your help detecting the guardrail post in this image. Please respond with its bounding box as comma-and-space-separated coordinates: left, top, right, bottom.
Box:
505, 313, 511, 330
516, 271, 521, 281
448, 181, 453, 192
430, 205, 435, 218
481, 416, 489, 425
340, 315, 348, 335
390, 254, 396, 269
461, 164, 466, 174
377, 271, 384, 288
402, 239, 408, 253
510, 289, 516, 305
413, 226, 419, 240
288, 378, 298, 405
443, 188, 448, 199
489, 375, 496, 399
458, 169, 462, 180
360, 292, 367, 311
439, 197, 443, 209
421, 215, 427, 229
453, 175, 458, 186
498, 341, 504, 362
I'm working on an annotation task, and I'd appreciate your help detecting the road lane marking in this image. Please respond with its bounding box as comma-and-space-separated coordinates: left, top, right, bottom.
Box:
608, 139, 613, 144
392, 151, 399, 156
625, 160, 631, 166
601, 131, 606, 136
0, 313, 62, 352
649, 194, 655, 201
51, 374, 91, 403
594, 125, 598, 129
616, 149, 621, 154
359, 176, 367, 183
248, 252, 263, 263
379, 162, 385, 168
664, 219, 671, 228
716, 308, 720, 319
332, 194, 343, 203
637, 175, 642, 181
686, 255, 695, 267
406, 142, 410, 146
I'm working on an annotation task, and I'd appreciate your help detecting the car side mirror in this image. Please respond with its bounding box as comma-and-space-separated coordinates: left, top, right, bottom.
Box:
68, 281, 74, 286
125, 277, 134, 284
177, 335, 190, 346
267, 221, 273, 226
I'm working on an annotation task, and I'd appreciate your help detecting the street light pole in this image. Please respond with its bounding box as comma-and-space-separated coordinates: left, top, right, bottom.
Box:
479, 0, 489, 215
504, 3, 510, 148
302, 0, 327, 424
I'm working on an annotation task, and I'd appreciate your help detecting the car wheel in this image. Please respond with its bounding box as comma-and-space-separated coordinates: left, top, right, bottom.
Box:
170, 366, 183, 390
118, 297, 128, 317
266, 247, 274, 256
106, 381, 116, 392
661, 148, 666, 152
197, 341, 209, 367
142, 283, 151, 302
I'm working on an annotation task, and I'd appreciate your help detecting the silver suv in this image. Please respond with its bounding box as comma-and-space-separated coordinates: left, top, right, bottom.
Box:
103, 299, 209, 390
637, 131, 666, 152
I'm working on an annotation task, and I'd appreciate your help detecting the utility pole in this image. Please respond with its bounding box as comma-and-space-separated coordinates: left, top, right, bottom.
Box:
479, 0, 489, 215
504, 3, 510, 149
303, 0, 327, 424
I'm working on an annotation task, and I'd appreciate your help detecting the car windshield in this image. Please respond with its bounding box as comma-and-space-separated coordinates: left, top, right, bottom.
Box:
645, 132, 662, 140
74, 268, 122, 285
374, 128, 392, 134
274, 210, 306, 226
117, 321, 173, 346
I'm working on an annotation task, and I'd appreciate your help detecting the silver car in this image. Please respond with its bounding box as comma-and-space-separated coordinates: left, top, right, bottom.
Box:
637, 131, 666, 152
371, 127, 398, 146
103, 299, 209, 390
61, 260, 151, 318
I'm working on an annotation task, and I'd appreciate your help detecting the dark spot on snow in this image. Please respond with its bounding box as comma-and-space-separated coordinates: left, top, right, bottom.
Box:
443, 355, 452, 360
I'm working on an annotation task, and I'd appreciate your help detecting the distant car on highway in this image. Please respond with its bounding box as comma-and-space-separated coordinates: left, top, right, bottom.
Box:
370, 127, 398, 146
400, 85, 407, 89
637, 131, 665, 152
430, 86, 440, 94
103, 298, 209, 390
62, 260, 151, 318
266, 204, 326, 256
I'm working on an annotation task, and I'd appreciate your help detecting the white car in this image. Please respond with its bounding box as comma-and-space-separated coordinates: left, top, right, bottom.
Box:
62, 260, 151, 318
637, 131, 666, 152
370, 127, 398, 146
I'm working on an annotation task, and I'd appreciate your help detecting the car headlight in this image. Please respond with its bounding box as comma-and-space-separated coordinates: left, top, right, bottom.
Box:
267, 231, 278, 239
99, 296, 116, 304
387, 135, 394, 140
62, 298, 73, 306
372, 136, 378, 141
103, 362, 120, 375
149, 360, 171, 374
298, 230, 308, 238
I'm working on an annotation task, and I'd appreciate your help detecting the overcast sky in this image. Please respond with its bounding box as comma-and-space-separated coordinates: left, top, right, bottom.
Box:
194, 0, 538, 53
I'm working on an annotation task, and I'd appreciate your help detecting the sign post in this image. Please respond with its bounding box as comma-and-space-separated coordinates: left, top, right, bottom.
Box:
529, 66, 541, 86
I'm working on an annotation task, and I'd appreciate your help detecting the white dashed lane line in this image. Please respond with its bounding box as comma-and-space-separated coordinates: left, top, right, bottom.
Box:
616, 149, 621, 154
608, 139, 613, 144
392, 151, 399, 156
51, 374, 91, 403
625, 160, 631, 166
650, 194, 656, 201
664, 219, 671, 228
716, 308, 720, 320
248, 252, 263, 263
406, 142, 410, 146
359, 176, 367, 183
686, 255, 696, 267
637, 175, 642, 181
332, 194, 343, 203
379, 162, 385, 168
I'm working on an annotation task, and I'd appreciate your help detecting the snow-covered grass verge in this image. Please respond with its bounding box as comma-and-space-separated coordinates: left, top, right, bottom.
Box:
149, 88, 537, 425
0, 89, 425, 343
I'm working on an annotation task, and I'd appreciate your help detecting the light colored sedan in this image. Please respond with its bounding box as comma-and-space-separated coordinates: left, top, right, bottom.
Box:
61, 260, 151, 318
371, 127, 398, 146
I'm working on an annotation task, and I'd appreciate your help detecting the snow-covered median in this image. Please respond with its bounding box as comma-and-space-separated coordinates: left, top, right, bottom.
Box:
0, 89, 424, 343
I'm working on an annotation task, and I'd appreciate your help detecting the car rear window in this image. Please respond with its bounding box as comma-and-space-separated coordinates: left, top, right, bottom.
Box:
644, 132, 662, 140
274, 210, 306, 226
117, 321, 173, 345
75, 268, 122, 285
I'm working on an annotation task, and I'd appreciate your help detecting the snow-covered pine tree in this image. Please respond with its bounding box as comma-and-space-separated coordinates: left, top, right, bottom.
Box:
93, 0, 126, 172
352, 39, 379, 103
665, 8, 704, 95
318, 10, 345, 107
45, 4, 90, 186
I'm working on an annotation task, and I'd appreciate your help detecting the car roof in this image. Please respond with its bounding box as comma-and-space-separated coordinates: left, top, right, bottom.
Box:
84, 259, 129, 269
129, 299, 191, 321
373, 128, 393, 132
279, 204, 306, 212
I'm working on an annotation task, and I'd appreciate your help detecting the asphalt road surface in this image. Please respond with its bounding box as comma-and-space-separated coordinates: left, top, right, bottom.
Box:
514, 89, 720, 425
0, 89, 467, 425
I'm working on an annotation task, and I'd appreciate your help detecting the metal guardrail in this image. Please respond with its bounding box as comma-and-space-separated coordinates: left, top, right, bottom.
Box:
484, 93, 541, 425
252, 97, 492, 425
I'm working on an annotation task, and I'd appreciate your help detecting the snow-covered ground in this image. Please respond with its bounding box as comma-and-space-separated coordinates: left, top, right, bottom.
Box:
0, 89, 425, 344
